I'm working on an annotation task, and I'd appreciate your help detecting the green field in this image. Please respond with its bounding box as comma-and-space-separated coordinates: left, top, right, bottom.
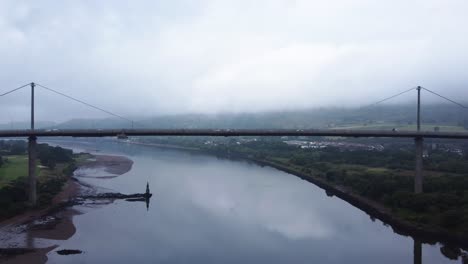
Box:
74, 153, 93, 164
0, 145, 83, 219
0, 152, 89, 189
0, 156, 29, 188
0, 155, 67, 188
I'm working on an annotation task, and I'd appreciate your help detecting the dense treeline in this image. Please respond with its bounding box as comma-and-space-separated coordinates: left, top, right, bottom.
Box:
0, 178, 29, 216
0, 140, 27, 157
0, 141, 77, 218
0, 174, 72, 217
37, 143, 74, 169
319, 167, 468, 230
0, 140, 28, 170
0, 140, 74, 169
183, 138, 468, 234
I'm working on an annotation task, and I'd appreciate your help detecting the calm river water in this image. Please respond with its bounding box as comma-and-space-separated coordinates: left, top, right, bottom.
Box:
42, 140, 458, 264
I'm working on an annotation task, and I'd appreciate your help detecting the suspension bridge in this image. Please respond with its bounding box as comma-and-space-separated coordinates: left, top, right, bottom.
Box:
1, 82, 468, 206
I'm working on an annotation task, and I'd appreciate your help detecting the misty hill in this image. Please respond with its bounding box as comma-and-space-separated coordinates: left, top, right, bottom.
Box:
0, 121, 56, 130
48, 103, 468, 131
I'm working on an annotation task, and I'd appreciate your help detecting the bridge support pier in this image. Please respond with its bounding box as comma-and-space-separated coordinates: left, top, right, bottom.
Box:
414, 137, 424, 193
28, 136, 37, 206
413, 239, 422, 264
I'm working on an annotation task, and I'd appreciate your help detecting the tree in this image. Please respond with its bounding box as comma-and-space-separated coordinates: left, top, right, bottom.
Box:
37, 144, 73, 169
45, 159, 56, 170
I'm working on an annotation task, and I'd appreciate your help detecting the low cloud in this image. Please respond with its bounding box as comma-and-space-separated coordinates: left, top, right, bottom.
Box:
0, 0, 467, 123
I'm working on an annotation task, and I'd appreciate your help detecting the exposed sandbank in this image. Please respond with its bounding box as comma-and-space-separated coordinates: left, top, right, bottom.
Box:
0, 153, 133, 264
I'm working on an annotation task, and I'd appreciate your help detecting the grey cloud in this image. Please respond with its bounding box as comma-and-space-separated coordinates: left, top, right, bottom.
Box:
1, 0, 467, 123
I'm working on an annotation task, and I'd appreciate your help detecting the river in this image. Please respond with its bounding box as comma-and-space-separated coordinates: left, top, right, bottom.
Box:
40, 140, 457, 263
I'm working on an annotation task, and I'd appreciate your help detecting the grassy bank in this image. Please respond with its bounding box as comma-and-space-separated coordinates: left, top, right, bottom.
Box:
0, 142, 86, 219
0, 156, 29, 188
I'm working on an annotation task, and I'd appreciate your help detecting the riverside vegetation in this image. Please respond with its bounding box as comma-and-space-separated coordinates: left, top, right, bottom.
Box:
0, 140, 80, 219
138, 136, 468, 241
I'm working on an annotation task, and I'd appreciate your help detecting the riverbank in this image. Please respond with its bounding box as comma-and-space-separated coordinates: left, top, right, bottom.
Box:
0, 153, 133, 264
251, 158, 468, 248
123, 140, 468, 250
210, 148, 468, 250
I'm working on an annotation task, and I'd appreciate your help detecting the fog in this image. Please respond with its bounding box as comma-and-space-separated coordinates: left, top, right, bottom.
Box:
1, 0, 468, 123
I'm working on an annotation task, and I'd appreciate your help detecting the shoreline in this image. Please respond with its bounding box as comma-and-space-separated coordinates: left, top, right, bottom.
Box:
3, 140, 463, 262
0, 153, 133, 264
252, 158, 468, 248
122, 141, 468, 249
223, 154, 468, 250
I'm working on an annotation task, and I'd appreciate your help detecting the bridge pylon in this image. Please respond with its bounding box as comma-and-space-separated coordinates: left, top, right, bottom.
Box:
28, 136, 37, 206
414, 86, 423, 193
28, 82, 37, 206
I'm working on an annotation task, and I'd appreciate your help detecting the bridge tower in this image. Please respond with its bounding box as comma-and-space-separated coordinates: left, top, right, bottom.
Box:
28, 82, 37, 206
414, 86, 424, 193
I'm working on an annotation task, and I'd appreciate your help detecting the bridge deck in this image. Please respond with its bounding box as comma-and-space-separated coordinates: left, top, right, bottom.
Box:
1, 129, 468, 139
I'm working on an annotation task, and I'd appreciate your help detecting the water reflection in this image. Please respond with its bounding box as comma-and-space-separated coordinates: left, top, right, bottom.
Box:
414, 239, 422, 264
439, 244, 468, 263
42, 141, 465, 264
146, 182, 151, 211
123, 182, 152, 211
26, 228, 33, 249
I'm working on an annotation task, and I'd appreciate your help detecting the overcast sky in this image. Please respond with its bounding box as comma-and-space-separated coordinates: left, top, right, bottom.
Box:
1, 0, 467, 123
